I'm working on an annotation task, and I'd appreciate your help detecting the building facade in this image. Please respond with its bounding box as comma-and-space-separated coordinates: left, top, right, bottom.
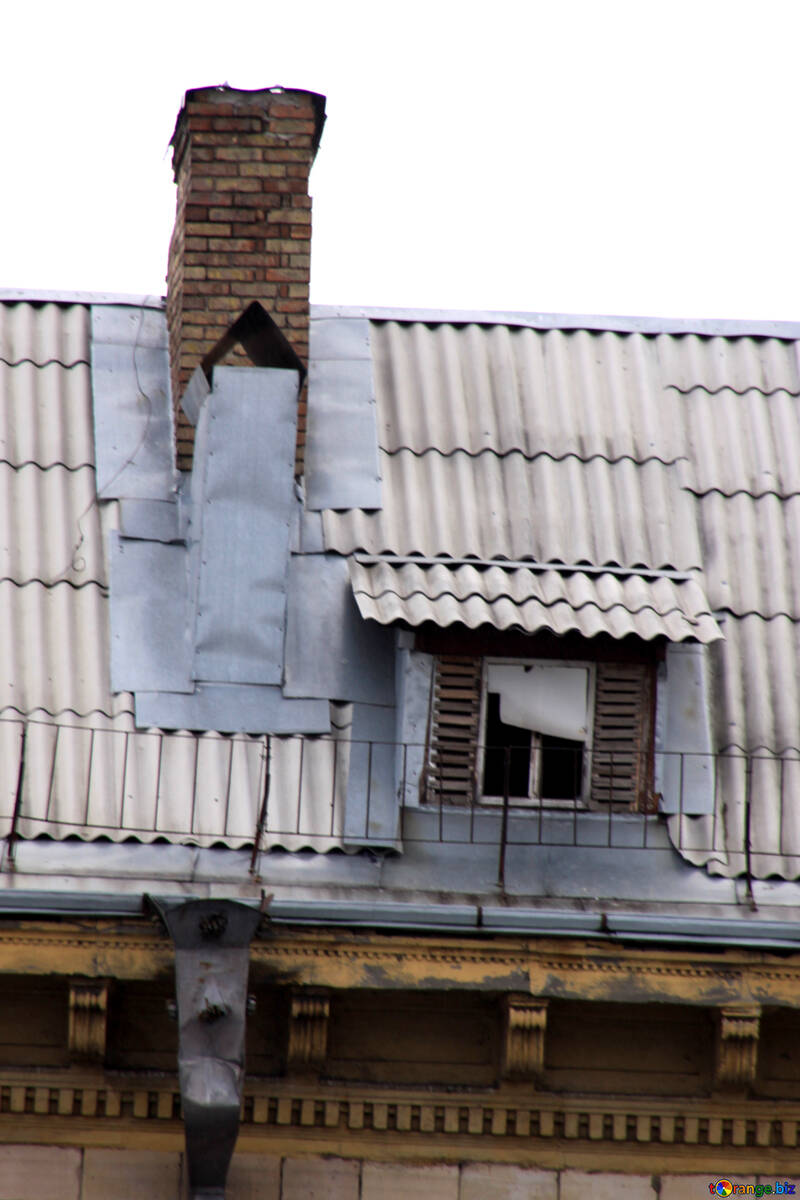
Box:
0, 85, 799, 1198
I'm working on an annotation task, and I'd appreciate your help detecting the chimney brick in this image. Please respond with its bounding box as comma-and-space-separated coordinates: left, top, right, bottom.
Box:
167, 86, 325, 472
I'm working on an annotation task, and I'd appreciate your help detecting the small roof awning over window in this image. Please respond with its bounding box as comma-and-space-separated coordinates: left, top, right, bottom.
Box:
348, 559, 722, 643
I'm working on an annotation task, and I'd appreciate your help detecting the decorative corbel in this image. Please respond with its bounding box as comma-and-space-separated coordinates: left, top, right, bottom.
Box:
148, 897, 262, 1200
287, 989, 330, 1073
715, 1003, 761, 1088
68, 979, 109, 1063
501, 994, 548, 1081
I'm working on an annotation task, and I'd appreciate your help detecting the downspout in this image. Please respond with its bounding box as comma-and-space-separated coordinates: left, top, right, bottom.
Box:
148, 897, 262, 1199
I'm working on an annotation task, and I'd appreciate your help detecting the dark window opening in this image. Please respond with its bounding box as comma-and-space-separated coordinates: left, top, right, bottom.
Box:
482, 692, 532, 797
539, 734, 584, 800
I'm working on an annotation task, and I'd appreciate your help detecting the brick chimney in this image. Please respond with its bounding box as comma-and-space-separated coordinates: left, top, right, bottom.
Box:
167, 85, 326, 471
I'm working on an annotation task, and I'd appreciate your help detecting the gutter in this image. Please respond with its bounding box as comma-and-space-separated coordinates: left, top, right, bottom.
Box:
0, 892, 799, 952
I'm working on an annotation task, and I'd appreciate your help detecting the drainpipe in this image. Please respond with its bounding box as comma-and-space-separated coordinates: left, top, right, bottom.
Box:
148, 898, 262, 1199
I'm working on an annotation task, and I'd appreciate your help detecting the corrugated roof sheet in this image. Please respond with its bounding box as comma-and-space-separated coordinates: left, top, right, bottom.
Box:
350, 560, 721, 643
324, 452, 702, 569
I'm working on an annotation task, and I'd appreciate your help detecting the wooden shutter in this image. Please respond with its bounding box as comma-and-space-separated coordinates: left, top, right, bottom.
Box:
425, 656, 482, 805
590, 661, 655, 810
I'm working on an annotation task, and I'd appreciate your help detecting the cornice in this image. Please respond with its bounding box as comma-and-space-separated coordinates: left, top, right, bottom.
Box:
0, 1071, 798, 1160
0, 922, 799, 1007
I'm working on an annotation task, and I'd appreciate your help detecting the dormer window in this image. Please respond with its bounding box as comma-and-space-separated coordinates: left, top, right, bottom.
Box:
424, 640, 657, 811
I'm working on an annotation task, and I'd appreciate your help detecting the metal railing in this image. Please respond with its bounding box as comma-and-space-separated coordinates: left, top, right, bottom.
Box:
0, 716, 794, 887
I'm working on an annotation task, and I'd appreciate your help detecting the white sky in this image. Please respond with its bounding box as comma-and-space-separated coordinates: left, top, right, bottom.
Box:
3, 0, 799, 321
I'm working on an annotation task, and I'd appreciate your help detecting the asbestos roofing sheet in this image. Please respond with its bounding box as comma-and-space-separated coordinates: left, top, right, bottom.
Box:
0, 582, 130, 719
0, 715, 346, 851
349, 560, 721, 643
0, 301, 89, 367
0, 463, 111, 587
678, 388, 800, 497
323, 451, 701, 569
371, 321, 684, 462
0, 361, 94, 467
653, 331, 800, 397
699, 492, 800, 618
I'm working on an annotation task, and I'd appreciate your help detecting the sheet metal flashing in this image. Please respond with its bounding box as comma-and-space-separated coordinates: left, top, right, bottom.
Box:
191, 366, 297, 686
311, 304, 800, 340
135, 685, 330, 735
283, 554, 395, 705
305, 318, 382, 511
0, 289, 165, 308
90, 305, 176, 501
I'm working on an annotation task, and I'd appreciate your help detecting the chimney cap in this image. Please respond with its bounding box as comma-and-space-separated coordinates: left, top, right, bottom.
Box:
170, 84, 326, 159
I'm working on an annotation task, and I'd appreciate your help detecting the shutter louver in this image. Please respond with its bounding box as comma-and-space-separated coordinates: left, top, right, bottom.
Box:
425, 655, 482, 804
591, 661, 654, 809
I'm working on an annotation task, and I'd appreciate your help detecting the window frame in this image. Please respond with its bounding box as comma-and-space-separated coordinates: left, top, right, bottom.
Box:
478, 657, 596, 808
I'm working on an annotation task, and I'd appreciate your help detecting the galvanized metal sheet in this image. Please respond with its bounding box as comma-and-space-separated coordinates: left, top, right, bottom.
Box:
90, 305, 175, 500
349, 560, 721, 643
289, 498, 325, 554
310, 316, 371, 361
117, 498, 182, 544
343, 702, 399, 847
135, 685, 330, 735
191, 366, 298, 685
284, 554, 395, 705
108, 533, 193, 694
305, 352, 382, 511
91, 304, 168, 351
324, 452, 702, 570
655, 645, 715, 815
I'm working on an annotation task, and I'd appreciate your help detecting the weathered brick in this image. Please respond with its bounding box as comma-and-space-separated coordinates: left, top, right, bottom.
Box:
561, 1174, 656, 1200
0, 1145, 81, 1200
361, 1163, 458, 1200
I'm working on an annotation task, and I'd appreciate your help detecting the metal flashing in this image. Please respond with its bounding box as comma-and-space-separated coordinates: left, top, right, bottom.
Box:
311, 304, 800, 340
109, 533, 194, 694
305, 319, 381, 510
343, 702, 399, 847
90, 307, 176, 501
283, 554, 395, 705
135, 685, 330, 735
191, 366, 297, 686
117, 498, 182, 543
0, 289, 164, 308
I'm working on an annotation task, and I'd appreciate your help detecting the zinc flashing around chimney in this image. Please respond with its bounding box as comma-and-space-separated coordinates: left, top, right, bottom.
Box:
166, 86, 325, 472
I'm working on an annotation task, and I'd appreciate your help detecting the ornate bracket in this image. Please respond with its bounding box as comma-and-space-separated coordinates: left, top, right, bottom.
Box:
501, 994, 548, 1081
715, 1004, 761, 1088
68, 979, 109, 1063
287, 989, 330, 1073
